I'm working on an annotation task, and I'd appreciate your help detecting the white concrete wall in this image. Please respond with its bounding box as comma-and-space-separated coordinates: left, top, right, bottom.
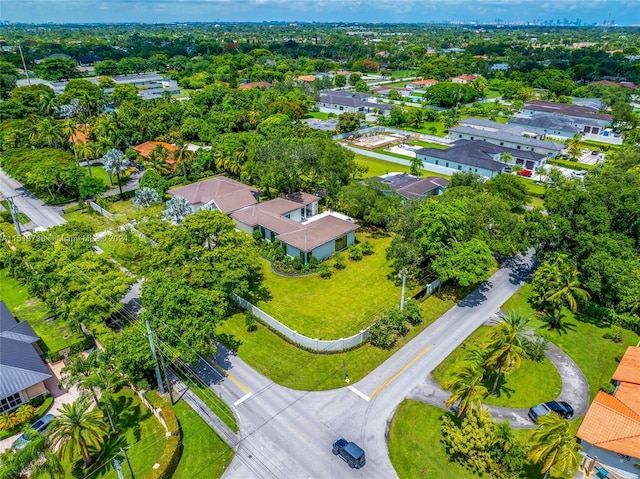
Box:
417, 153, 502, 178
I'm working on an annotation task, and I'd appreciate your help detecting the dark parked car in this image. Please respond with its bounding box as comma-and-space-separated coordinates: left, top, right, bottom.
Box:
332, 438, 366, 469
13, 413, 55, 450
528, 401, 574, 423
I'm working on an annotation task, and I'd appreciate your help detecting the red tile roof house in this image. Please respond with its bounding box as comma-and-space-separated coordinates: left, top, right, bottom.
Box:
576, 346, 640, 478
133, 141, 178, 169
169, 177, 358, 263
406, 79, 438, 89
451, 74, 478, 84
238, 81, 273, 90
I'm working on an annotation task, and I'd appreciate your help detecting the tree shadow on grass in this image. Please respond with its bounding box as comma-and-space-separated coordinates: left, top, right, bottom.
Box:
540, 312, 578, 336
86, 434, 129, 478
483, 373, 515, 400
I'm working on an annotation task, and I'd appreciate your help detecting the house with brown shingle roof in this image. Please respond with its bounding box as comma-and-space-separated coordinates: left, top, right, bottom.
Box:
168, 177, 358, 263
576, 346, 640, 478
238, 81, 272, 90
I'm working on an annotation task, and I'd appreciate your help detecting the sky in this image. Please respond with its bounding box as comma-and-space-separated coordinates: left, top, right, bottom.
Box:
1, 0, 640, 26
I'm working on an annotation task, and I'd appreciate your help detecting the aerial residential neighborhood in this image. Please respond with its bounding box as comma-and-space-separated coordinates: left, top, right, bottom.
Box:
0, 5, 639, 479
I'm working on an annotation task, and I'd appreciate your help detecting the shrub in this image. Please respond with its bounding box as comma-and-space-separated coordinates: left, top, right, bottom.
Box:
274, 246, 286, 261
333, 254, 346, 270
292, 256, 303, 270
245, 311, 258, 332
369, 318, 396, 348
348, 245, 363, 261
403, 299, 423, 325
524, 337, 549, 362
252, 229, 263, 241
308, 255, 319, 269
361, 240, 374, 255
0, 412, 17, 431
603, 326, 624, 343
139, 170, 169, 197
318, 263, 333, 279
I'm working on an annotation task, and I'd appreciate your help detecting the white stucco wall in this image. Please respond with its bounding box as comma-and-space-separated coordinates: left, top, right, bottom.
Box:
417, 153, 502, 178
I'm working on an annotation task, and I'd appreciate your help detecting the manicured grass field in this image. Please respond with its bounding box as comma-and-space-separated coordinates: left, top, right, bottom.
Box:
63, 208, 112, 233
354, 153, 451, 180
257, 234, 415, 338
218, 285, 466, 391
502, 284, 640, 401
388, 400, 483, 479
402, 121, 448, 137
485, 89, 501, 99
431, 326, 562, 408
172, 400, 234, 479
409, 139, 449, 149
0, 268, 84, 353
303, 111, 331, 120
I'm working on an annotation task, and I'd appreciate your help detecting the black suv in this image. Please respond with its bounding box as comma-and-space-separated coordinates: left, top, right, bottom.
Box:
332, 438, 366, 469
528, 401, 574, 423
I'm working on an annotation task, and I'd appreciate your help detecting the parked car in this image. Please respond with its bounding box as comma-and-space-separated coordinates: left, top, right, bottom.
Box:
571, 170, 587, 178
516, 169, 533, 177
591, 150, 599, 155
13, 413, 56, 450
528, 401, 574, 423
332, 438, 366, 469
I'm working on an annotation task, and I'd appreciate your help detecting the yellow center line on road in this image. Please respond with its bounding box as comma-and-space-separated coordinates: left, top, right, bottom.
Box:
369, 344, 432, 399
207, 358, 251, 394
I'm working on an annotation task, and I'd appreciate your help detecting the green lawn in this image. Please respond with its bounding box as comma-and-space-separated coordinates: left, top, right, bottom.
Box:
485, 89, 501, 99
388, 400, 483, 479
219, 284, 467, 391
257, 234, 416, 338
431, 326, 562, 408
391, 70, 418, 79
502, 284, 640, 401
408, 139, 449, 150
0, 200, 30, 224
82, 164, 129, 189
172, 400, 234, 479
0, 268, 83, 353
403, 121, 448, 137
63, 209, 113, 233
354, 153, 450, 180
303, 111, 331, 120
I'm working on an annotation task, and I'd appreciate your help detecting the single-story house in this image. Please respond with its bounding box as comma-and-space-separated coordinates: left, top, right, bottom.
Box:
416, 139, 546, 178
576, 346, 640, 479
317, 90, 394, 116
406, 79, 438, 89
296, 75, 317, 82
450, 118, 563, 157
133, 141, 178, 168
451, 74, 478, 84
0, 302, 52, 414
490, 63, 510, 71
523, 100, 612, 135
374, 173, 449, 199
239, 81, 273, 90
509, 113, 582, 139
168, 176, 259, 213
169, 178, 358, 263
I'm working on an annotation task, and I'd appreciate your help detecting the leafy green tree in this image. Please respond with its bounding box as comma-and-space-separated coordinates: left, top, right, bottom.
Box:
527, 414, 581, 479
106, 326, 156, 389
337, 112, 360, 133
481, 311, 536, 394
354, 80, 369, 93
334, 74, 347, 87
36, 56, 79, 81
485, 173, 529, 210
30, 448, 65, 479
101, 148, 130, 200
49, 397, 108, 468
410, 156, 423, 177
444, 362, 488, 417
139, 169, 169, 197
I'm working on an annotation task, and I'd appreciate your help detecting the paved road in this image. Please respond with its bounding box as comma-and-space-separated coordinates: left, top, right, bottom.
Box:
0, 168, 66, 231
185, 252, 536, 478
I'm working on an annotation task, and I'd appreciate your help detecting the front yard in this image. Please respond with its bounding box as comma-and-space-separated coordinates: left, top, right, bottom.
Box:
256, 233, 415, 338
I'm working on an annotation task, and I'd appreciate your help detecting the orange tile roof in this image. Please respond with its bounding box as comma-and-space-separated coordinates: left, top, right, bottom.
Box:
411, 79, 438, 86
296, 75, 316, 82
238, 81, 272, 90
133, 141, 177, 160
576, 391, 640, 459
452, 74, 477, 82
69, 125, 90, 145
612, 346, 640, 385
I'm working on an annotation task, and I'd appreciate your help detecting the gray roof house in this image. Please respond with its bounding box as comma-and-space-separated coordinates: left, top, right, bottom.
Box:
0, 302, 52, 414
523, 100, 612, 135
317, 90, 394, 116
374, 173, 449, 199
416, 140, 546, 178
449, 119, 563, 157
509, 113, 581, 139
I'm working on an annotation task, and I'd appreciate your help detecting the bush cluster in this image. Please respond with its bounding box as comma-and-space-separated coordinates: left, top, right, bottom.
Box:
369, 299, 423, 348
47, 335, 96, 363
0, 404, 35, 431
145, 391, 182, 479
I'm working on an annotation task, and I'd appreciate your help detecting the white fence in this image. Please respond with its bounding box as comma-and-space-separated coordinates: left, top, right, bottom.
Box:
232, 293, 370, 351
87, 200, 115, 220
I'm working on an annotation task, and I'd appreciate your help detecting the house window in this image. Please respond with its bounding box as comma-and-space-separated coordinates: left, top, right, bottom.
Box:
458, 165, 462, 170
445, 162, 449, 167
517, 145, 521, 149
458, 135, 462, 138
335, 235, 348, 251
434, 160, 439, 165
475, 169, 478, 172
500, 142, 504, 146
285, 214, 291, 219
471, 137, 474, 140
0, 392, 23, 413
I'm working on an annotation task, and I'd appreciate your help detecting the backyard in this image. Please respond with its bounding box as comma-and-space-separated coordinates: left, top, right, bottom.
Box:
256, 233, 416, 338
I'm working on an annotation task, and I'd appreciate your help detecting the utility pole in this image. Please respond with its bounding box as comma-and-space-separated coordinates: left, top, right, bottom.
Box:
157, 345, 174, 404
399, 268, 408, 311
113, 459, 125, 479
145, 320, 165, 394
120, 447, 135, 479
17, 42, 31, 86
5, 197, 22, 236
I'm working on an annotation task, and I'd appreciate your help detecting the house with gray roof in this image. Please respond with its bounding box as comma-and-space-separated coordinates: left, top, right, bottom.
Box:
523, 100, 612, 135
416, 140, 546, 178
374, 173, 449, 199
509, 113, 581, 139
317, 90, 394, 116
0, 302, 52, 414
450, 119, 563, 158
169, 178, 358, 264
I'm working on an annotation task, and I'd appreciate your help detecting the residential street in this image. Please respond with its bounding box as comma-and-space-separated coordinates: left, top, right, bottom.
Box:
0, 168, 66, 231
187, 252, 537, 478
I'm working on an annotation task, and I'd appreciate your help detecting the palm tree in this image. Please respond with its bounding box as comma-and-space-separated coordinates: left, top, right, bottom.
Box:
74, 140, 95, 177
410, 156, 423, 177
173, 142, 193, 181
481, 311, 536, 395
163, 196, 194, 224
145, 145, 172, 176
527, 414, 581, 479
62, 352, 123, 433
31, 448, 66, 479
102, 148, 130, 200
443, 362, 488, 417
49, 397, 108, 468
535, 166, 547, 184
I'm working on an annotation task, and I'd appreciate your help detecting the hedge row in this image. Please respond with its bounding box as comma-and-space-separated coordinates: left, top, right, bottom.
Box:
145, 391, 182, 479
547, 158, 596, 171
47, 335, 96, 363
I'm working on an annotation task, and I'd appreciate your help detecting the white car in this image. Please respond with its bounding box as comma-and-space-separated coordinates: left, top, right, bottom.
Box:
571, 170, 587, 178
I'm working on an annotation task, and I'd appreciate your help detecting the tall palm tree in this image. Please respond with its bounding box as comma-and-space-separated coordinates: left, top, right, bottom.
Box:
145, 145, 172, 176
443, 362, 488, 417
527, 414, 581, 479
481, 311, 536, 395
74, 140, 95, 177
62, 352, 123, 433
102, 148, 131, 200
49, 397, 108, 468
545, 259, 590, 328
173, 142, 193, 180
535, 166, 547, 184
